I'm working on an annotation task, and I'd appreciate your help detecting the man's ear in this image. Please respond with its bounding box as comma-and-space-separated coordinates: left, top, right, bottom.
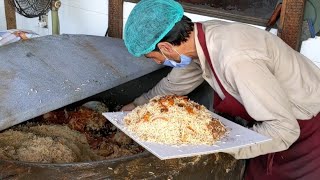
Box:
157, 42, 173, 54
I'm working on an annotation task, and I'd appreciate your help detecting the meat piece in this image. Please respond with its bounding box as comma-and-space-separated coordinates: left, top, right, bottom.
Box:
142, 111, 151, 122
111, 131, 133, 145
208, 118, 227, 140
42, 109, 69, 124
95, 142, 115, 157
68, 107, 107, 132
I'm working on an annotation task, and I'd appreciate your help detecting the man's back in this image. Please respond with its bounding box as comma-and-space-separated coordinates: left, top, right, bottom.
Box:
202, 20, 320, 120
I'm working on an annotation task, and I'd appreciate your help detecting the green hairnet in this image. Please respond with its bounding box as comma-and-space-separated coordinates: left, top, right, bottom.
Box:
124, 0, 184, 57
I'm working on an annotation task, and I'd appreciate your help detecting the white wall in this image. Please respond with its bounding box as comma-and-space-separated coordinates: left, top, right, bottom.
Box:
15, 14, 50, 36
0, 0, 108, 36
0, 0, 6, 30
55, 0, 108, 36
0, 1, 319, 65
301, 37, 320, 67
2, 1, 273, 36
0, 0, 48, 33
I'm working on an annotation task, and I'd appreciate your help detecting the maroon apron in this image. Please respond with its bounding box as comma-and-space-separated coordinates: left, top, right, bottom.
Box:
196, 23, 320, 180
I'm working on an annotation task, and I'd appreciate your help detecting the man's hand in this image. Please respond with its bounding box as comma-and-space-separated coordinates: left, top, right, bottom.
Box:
120, 102, 136, 111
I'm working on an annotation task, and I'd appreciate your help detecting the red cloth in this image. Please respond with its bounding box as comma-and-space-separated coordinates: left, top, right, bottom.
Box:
196, 22, 320, 180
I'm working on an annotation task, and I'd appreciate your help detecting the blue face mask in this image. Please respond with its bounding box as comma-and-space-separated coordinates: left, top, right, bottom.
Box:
160, 48, 192, 68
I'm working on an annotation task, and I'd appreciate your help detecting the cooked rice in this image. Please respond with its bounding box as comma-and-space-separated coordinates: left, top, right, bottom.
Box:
124, 95, 227, 145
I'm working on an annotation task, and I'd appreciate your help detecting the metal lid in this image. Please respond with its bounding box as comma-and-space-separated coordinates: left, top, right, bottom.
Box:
0, 35, 161, 131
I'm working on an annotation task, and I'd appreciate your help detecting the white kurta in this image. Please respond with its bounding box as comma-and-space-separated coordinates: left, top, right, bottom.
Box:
133, 20, 320, 159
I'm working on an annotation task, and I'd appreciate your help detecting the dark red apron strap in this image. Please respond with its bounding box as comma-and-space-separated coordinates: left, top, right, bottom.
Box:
196, 22, 254, 121
196, 23, 228, 98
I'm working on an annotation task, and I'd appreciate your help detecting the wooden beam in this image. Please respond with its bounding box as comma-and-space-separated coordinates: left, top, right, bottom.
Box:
181, 3, 268, 26
4, 0, 16, 29
278, 0, 306, 50
108, 0, 123, 38
125, 0, 268, 26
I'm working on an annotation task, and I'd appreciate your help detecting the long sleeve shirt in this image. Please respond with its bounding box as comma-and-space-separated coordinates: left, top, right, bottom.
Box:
133, 20, 320, 159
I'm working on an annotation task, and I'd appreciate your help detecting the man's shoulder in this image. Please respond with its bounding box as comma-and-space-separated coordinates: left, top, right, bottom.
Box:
201, 20, 233, 31
202, 20, 268, 36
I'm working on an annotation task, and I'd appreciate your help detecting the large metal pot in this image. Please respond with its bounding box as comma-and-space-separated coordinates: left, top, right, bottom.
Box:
0, 68, 245, 180
0, 152, 244, 179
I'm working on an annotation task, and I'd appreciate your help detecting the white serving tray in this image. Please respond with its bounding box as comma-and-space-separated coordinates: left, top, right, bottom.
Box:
102, 111, 271, 160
